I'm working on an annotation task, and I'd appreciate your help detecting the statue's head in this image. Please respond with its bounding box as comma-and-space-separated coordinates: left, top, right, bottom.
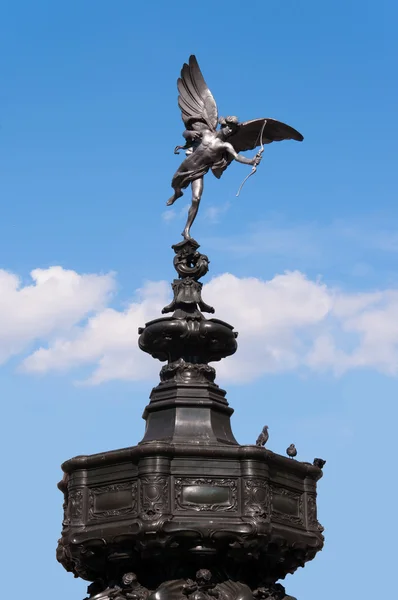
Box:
122, 572, 137, 586
218, 116, 239, 138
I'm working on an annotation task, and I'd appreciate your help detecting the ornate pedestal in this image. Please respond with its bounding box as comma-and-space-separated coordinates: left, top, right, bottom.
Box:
57, 240, 324, 600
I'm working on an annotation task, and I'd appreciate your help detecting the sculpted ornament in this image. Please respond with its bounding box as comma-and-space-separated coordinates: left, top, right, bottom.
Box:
162, 277, 214, 317
140, 476, 169, 521
244, 479, 270, 519
160, 358, 216, 384
172, 239, 210, 279
161, 239, 214, 318
69, 489, 84, 522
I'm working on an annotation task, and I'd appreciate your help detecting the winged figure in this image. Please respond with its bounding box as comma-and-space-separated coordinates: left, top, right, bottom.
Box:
167, 55, 304, 240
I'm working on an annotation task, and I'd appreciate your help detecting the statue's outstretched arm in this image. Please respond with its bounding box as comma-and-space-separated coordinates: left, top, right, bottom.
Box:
224, 143, 258, 166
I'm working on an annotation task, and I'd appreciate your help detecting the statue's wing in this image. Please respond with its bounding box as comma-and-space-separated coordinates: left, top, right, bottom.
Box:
211, 118, 303, 179
178, 55, 218, 132
231, 117, 304, 152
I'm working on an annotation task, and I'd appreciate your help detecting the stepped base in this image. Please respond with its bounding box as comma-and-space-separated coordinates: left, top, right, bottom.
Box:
141, 380, 237, 445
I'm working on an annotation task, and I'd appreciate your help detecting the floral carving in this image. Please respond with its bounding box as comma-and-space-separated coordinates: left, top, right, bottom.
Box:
244, 479, 270, 519
306, 493, 318, 529
69, 489, 83, 522
306, 492, 324, 533
140, 476, 169, 521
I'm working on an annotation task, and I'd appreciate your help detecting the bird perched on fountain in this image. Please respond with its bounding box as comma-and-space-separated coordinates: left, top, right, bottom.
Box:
313, 458, 326, 469
256, 425, 269, 447
286, 444, 297, 459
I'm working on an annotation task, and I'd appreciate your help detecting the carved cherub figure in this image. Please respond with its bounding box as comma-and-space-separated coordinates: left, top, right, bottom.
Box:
110, 573, 149, 600
167, 56, 304, 240
182, 569, 219, 600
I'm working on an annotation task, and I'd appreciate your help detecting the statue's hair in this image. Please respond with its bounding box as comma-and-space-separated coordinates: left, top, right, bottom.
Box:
219, 115, 239, 127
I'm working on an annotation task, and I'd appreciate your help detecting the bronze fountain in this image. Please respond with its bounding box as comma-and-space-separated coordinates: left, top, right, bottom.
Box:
56, 56, 324, 600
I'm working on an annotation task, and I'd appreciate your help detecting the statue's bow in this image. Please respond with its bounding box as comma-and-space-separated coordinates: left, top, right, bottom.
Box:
236, 120, 266, 197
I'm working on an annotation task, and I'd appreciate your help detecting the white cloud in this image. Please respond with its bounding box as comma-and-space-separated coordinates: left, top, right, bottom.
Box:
203, 202, 231, 224
10, 267, 398, 385
22, 280, 169, 384
162, 203, 189, 222
0, 267, 115, 365
204, 272, 332, 381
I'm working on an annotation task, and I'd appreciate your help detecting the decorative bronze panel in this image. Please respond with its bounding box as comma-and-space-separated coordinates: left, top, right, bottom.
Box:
88, 482, 138, 520
271, 485, 304, 526
175, 478, 238, 512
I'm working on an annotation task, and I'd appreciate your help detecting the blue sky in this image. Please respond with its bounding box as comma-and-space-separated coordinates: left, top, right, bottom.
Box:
1, 1, 397, 599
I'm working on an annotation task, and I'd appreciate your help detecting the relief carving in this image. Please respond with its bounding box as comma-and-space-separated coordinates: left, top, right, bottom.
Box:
244, 479, 270, 519
306, 493, 317, 528
140, 476, 169, 521
69, 489, 84, 522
